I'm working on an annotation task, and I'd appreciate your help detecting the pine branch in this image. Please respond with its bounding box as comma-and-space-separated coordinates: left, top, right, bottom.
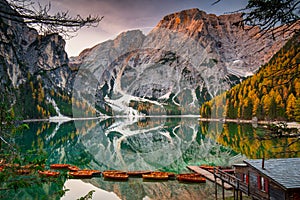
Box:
0, 0, 103, 38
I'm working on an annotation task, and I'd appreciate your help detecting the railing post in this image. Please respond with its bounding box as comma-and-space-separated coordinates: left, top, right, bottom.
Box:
236, 180, 239, 200
214, 167, 218, 200
222, 180, 225, 200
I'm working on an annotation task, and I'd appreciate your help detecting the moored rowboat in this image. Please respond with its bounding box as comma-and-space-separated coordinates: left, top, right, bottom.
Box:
50, 164, 70, 169
102, 171, 128, 180
142, 172, 169, 180
68, 171, 94, 179
177, 173, 206, 183
38, 170, 60, 177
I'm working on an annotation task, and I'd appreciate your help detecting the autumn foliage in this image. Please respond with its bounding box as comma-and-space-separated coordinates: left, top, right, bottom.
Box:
201, 34, 300, 121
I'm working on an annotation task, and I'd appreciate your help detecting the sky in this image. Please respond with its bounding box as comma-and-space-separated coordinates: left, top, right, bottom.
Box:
36, 0, 248, 56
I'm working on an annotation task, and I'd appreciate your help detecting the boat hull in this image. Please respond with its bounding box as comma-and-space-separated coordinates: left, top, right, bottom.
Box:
68, 171, 94, 179
142, 172, 169, 181
50, 164, 70, 169
177, 173, 206, 183
102, 172, 129, 181
38, 170, 60, 177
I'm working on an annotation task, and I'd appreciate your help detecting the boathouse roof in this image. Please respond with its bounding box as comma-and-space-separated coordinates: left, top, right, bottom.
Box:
244, 158, 300, 190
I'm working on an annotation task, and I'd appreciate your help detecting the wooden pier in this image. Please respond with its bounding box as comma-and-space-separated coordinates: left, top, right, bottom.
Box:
187, 166, 233, 190
188, 166, 249, 200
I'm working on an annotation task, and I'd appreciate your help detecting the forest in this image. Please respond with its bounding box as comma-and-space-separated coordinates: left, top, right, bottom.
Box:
201, 34, 300, 122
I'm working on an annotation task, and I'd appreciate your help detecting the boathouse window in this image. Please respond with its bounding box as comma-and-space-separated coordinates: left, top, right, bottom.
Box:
242, 173, 249, 184
261, 177, 265, 191
257, 175, 269, 192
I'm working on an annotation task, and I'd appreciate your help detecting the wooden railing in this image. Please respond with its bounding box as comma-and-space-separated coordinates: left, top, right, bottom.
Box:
214, 168, 238, 187
214, 167, 249, 194
239, 181, 249, 194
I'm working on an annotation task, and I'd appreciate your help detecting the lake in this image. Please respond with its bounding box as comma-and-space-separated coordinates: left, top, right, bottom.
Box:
11, 117, 300, 199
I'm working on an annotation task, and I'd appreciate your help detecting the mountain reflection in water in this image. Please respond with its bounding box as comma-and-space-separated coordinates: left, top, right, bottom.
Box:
14, 117, 300, 199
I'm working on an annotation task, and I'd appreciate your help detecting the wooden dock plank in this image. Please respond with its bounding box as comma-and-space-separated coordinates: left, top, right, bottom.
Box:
187, 166, 233, 190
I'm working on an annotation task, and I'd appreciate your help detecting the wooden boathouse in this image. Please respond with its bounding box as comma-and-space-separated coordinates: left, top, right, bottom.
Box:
235, 158, 300, 200
214, 157, 300, 200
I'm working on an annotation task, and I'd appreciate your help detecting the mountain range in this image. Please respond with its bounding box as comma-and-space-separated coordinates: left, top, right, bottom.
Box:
0, 1, 295, 119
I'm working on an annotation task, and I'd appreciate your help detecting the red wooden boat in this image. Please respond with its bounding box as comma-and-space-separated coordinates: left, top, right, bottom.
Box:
68, 171, 94, 179
102, 171, 128, 180
50, 164, 70, 169
38, 170, 60, 177
142, 172, 169, 180
177, 173, 206, 183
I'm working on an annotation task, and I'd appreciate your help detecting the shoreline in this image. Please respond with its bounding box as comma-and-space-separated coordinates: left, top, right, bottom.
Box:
21, 116, 300, 129
199, 118, 300, 129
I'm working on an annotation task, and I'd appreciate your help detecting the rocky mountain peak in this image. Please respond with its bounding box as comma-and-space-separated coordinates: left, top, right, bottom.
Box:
147, 8, 291, 78
154, 8, 243, 36
69, 29, 145, 74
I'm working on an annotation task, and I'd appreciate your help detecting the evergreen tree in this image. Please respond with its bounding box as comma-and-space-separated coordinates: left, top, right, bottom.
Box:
295, 98, 300, 122
269, 97, 277, 119
286, 93, 296, 120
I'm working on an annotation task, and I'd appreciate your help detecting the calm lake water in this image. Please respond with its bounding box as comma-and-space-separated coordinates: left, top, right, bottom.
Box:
12, 117, 300, 199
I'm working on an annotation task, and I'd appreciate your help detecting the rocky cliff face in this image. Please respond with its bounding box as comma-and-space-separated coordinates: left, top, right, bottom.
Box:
148, 8, 288, 77
0, 1, 70, 86
72, 8, 292, 117
0, 0, 73, 117
0, 0, 34, 88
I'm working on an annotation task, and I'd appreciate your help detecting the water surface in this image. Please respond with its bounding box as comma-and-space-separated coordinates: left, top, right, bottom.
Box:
13, 117, 300, 199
